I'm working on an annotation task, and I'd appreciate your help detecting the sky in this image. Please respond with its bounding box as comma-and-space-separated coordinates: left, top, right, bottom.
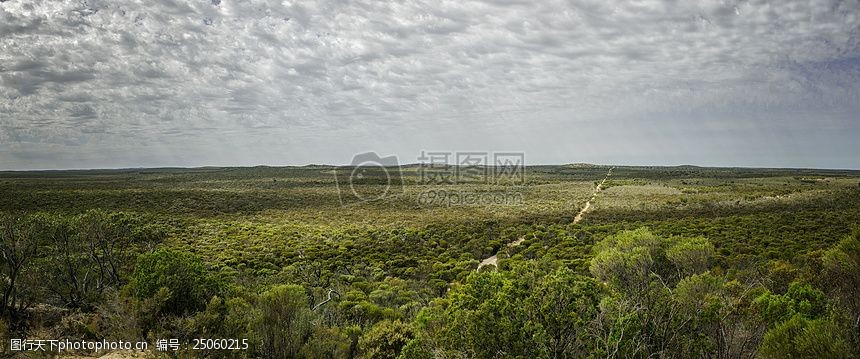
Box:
1, 0, 859, 170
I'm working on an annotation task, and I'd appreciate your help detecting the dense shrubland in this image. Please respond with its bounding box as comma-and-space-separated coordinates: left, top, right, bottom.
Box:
1, 165, 859, 357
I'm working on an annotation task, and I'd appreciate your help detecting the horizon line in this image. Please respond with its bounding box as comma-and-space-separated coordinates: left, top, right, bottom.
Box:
2, 163, 860, 173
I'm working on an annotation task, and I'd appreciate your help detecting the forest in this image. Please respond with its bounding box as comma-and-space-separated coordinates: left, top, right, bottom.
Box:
1, 164, 859, 358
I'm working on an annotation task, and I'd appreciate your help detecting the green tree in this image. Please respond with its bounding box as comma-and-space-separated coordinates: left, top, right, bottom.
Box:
358, 320, 414, 359
590, 228, 745, 358
820, 231, 860, 333
758, 314, 852, 359
412, 267, 543, 358
411, 262, 603, 359
398, 336, 434, 359
255, 284, 314, 358
527, 267, 601, 359
754, 282, 827, 325
0, 214, 44, 321
129, 249, 220, 316
299, 326, 351, 359
590, 228, 665, 297
666, 236, 714, 277
673, 273, 766, 358
42, 211, 164, 310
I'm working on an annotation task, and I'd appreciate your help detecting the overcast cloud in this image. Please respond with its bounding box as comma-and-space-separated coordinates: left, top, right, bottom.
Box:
1, 0, 859, 170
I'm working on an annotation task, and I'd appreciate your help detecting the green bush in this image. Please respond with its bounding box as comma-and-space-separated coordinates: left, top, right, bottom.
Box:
754, 282, 827, 325
255, 284, 314, 358
129, 249, 221, 315
758, 315, 852, 359
358, 320, 414, 359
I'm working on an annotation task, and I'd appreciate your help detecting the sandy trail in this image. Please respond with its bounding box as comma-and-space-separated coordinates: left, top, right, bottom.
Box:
477, 236, 524, 270
573, 167, 612, 224
477, 167, 614, 271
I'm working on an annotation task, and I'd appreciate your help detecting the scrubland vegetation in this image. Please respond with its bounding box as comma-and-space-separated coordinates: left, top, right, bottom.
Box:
1, 165, 859, 358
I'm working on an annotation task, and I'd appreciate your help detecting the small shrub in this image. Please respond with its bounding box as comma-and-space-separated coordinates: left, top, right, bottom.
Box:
129, 249, 221, 316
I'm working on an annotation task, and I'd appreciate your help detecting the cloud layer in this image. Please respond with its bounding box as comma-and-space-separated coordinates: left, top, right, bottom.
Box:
1, 0, 859, 169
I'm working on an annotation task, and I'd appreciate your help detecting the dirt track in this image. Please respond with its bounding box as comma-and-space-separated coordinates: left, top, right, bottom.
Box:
477, 167, 613, 271
477, 236, 524, 270
573, 167, 612, 224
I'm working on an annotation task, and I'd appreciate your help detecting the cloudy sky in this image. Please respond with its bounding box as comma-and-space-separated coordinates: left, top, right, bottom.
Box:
1, 0, 859, 170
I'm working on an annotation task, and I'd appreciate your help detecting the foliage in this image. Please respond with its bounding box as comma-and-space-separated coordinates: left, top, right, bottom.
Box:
410, 263, 601, 358
255, 284, 314, 358
754, 282, 828, 325
358, 320, 414, 359
819, 230, 860, 333
129, 249, 221, 316
0, 213, 43, 319
590, 229, 766, 358
758, 314, 852, 359
1, 165, 859, 357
